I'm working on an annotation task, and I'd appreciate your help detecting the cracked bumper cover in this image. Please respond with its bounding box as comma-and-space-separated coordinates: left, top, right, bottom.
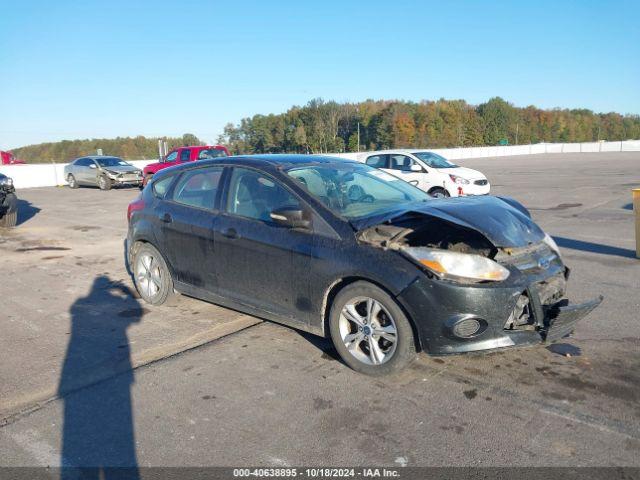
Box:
396, 263, 603, 355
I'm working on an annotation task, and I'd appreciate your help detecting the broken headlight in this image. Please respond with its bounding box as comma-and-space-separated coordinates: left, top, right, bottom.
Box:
402, 247, 510, 283
543, 233, 562, 259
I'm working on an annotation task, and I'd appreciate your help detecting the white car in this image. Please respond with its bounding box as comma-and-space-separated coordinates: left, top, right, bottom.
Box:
333, 150, 490, 198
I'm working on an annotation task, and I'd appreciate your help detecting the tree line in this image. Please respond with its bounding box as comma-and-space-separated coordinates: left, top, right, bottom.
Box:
11, 134, 203, 163
10, 97, 640, 162
218, 97, 640, 154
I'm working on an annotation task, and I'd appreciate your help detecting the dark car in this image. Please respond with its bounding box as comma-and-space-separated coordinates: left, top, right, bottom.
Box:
126, 155, 602, 375
0, 172, 17, 227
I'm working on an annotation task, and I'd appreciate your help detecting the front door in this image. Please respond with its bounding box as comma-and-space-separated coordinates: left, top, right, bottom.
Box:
214, 167, 315, 325
384, 154, 427, 189
156, 166, 224, 290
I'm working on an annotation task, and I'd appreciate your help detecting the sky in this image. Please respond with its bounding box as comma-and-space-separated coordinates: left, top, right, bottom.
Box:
1, 0, 639, 149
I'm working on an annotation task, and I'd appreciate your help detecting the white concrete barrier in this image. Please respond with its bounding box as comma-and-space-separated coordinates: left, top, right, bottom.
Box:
0, 159, 156, 189
2, 141, 639, 190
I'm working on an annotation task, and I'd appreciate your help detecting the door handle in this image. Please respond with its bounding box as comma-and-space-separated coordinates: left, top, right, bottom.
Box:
221, 228, 238, 239
160, 213, 172, 224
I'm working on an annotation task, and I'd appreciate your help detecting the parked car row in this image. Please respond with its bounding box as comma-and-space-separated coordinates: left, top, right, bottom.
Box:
126, 154, 602, 375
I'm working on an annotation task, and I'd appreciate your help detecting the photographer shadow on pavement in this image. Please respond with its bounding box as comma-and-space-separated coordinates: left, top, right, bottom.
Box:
58, 275, 143, 479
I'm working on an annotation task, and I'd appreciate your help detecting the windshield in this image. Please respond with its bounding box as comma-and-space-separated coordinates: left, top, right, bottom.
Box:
287, 162, 429, 220
95, 157, 129, 167
413, 152, 457, 169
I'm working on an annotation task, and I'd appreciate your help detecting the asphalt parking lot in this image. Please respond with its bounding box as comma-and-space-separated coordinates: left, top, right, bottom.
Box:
0, 152, 639, 468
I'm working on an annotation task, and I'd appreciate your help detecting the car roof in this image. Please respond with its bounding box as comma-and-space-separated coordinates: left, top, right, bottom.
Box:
76, 155, 123, 160
190, 154, 356, 169
359, 149, 436, 155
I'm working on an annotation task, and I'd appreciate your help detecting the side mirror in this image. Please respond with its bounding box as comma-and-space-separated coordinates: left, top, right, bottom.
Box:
269, 206, 311, 229
410, 164, 423, 172
89, 164, 97, 169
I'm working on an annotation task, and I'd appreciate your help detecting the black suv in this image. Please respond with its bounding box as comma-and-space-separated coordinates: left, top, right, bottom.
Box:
126, 155, 601, 375
0, 173, 17, 228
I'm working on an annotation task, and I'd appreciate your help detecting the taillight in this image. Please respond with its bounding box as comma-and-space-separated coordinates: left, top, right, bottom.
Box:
127, 197, 145, 222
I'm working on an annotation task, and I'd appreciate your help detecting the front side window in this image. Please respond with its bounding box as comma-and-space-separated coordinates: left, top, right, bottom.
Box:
413, 152, 457, 169
165, 151, 178, 162
171, 167, 223, 209
288, 162, 428, 220
226, 168, 300, 223
389, 154, 415, 171
180, 149, 191, 162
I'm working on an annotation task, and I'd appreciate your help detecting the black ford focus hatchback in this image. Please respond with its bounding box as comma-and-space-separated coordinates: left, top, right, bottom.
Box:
126, 155, 601, 375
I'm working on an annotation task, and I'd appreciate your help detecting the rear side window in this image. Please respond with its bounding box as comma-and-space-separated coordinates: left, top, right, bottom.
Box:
180, 149, 191, 162
365, 155, 388, 168
171, 167, 224, 209
152, 176, 174, 198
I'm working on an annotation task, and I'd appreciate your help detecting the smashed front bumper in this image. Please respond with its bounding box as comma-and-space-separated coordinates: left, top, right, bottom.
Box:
109, 173, 143, 186
397, 263, 603, 355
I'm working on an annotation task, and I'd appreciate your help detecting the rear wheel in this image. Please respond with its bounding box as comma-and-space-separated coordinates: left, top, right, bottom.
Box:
67, 174, 78, 189
132, 243, 174, 305
98, 175, 112, 191
329, 281, 416, 375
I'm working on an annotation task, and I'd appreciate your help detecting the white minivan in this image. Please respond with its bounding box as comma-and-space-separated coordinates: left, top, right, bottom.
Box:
334, 149, 490, 198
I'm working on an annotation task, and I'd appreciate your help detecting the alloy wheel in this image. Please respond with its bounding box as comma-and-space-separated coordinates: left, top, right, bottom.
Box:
338, 296, 398, 365
136, 253, 162, 300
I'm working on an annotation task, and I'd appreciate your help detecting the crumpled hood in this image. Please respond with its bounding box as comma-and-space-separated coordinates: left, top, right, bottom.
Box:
352, 196, 545, 248
102, 165, 140, 173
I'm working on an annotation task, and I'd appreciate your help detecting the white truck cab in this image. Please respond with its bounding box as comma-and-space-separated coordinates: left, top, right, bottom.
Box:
336, 149, 490, 198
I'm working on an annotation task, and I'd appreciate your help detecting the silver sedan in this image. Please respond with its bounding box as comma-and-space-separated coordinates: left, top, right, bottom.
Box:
64, 156, 143, 190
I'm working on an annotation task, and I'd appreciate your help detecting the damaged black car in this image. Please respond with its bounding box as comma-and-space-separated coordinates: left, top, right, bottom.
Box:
127, 155, 602, 375
0, 172, 18, 228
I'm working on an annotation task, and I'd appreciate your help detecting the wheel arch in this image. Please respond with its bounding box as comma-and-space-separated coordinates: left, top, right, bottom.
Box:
321, 276, 424, 352
427, 186, 450, 197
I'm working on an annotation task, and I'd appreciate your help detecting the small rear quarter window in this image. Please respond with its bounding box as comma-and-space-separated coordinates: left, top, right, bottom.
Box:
152, 176, 173, 198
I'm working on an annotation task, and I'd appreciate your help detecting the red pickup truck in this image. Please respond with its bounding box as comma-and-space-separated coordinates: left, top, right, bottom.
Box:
1, 151, 26, 165
142, 145, 229, 186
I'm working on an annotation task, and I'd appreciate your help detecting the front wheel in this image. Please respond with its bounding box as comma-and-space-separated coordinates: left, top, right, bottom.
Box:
329, 281, 416, 375
132, 243, 174, 305
98, 175, 112, 191
429, 187, 450, 199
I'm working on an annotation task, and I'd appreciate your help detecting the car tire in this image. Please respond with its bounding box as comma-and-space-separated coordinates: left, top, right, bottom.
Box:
329, 281, 416, 375
429, 187, 449, 198
132, 242, 174, 306
0, 209, 17, 228
98, 175, 112, 191
67, 174, 79, 189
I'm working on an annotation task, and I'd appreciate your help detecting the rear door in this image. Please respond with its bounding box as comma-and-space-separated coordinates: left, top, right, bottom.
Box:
156, 166, 224, 291
75, 158, 94, 184
214, 167, 315, 324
